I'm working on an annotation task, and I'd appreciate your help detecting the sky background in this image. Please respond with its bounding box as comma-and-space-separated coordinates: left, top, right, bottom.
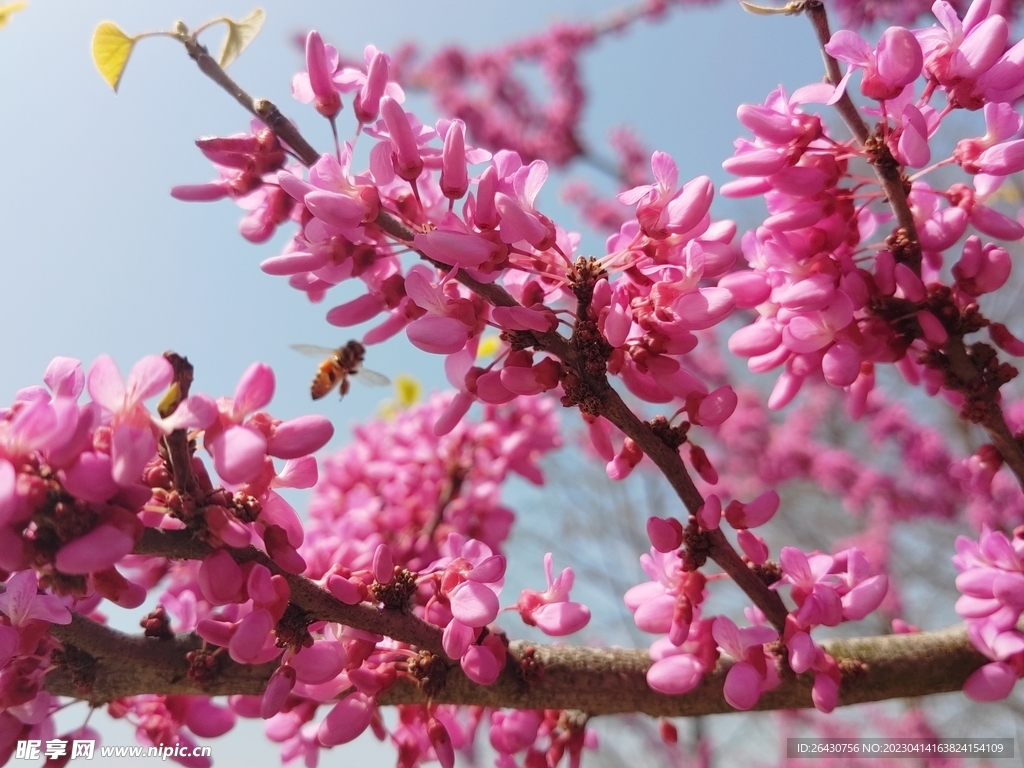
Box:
0, 1, 955, 765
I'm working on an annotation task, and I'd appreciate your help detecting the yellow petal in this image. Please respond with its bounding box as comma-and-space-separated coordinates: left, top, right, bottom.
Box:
92, 21, 136, 92
218, 8, 265, 68
0, 2, 27, 31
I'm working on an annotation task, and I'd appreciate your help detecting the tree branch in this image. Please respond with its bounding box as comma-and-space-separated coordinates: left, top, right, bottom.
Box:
46, 611, 991, 716
803, 0, 918, 261
177, 26, 319, 166
802, 0, 1024, 490
171, 27, 852, 632
134, 529, 447, 658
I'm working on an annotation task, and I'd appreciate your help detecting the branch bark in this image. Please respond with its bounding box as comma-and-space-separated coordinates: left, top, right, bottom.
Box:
134, 529, 447, 658
46, 612, 990, 717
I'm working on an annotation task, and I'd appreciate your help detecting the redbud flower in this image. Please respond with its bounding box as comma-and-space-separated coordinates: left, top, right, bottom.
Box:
354, 50, 390, 124
0, 571, 71, 627
461, 631, 505, 685
380, 97, 425, 182
318, 692, 374, 746
490, 710, 542, 755
428, 718, 455, 768
516, 553, 590, 636
712, 616, 778, 710
826, 27, 923, 102
298, 31, 341, 119
645, 622, 717, 695
646, 517, 684, 553
618, 152, 713, 240
440, 119, 470, 201
88, 355, 211, 485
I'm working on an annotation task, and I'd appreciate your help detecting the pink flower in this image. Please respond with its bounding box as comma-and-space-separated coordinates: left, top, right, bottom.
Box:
461, 631, 505, 685
317, 693, 374, 746
493, 161, 558, 251
379, 97, 426, 182
516, 553, 590, 636
625, 548, 707, 645
826, 27, 923, 102
0, 571, 71, 626
723, 490, 780, 530
964, 661, 1018, 701
88, 356, 216, 485
646, 516, 684, 553
87, 356, 168, 484
294, 31, 341, 119
712, 616, 778, 710
332, 46, 403, 125
490, 710, 542, 756
915, 0, 1018, 108
436, 536, 506, 628
54, 506, 143, 575
618, 152, 713, 240
645, 620, 718, 695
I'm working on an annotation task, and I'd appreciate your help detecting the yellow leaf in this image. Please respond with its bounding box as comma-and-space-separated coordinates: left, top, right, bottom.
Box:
394, 374, 421, 408
92, 21, 136, 91
218, 8, 265, 68
0, 2, 27, 31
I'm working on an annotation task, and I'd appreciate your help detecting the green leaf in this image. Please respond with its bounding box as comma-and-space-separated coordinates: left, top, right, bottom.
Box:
0, 2, 27, 31
92, 21, 137, 91
218, 8, 265, 68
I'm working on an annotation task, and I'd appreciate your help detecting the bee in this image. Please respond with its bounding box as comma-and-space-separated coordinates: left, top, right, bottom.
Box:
291, 341, 390, 400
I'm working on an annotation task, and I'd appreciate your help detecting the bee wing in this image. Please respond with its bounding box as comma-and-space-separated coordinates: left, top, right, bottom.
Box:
354, 368, 391, 387
291, 344, 338, 359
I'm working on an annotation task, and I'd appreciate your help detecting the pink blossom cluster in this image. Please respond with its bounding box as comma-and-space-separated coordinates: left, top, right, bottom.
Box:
165, 0, 1024, 718
0, 571, 71, 763
628, 484, 886, 712
723, 0, 1024, 413
175, 35, 751, 490
63, 0, 1024, 758
629, 508, 784, 710
304, 392, 560, 572
170, 125, 296, 243
953, 525, 1024, 701
114, 392, 591, 767
0, 355, 333, 764
490, 708, 597, 768
367, 0, 707, 168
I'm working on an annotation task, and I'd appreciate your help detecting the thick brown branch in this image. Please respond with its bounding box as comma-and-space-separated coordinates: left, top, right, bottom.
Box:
46, 614, 990, 716
48, 614, 277, 701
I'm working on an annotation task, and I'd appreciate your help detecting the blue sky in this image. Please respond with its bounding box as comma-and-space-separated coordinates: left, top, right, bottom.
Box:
0, 1, 826, 764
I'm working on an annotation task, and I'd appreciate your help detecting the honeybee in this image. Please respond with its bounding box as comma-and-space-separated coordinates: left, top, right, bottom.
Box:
291, 341, 390, 400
